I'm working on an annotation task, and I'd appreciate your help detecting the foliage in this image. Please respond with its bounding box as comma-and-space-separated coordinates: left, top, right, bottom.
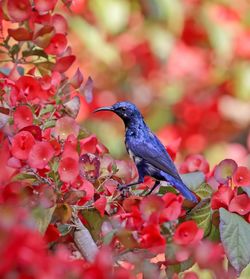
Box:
0, 0, 250, 278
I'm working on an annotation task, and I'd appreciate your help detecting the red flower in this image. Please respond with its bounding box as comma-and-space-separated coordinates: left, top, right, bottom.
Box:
228, 194, 250, 215
20, 125, 42, 141
232, 166, 250, 187
214, 159, 238, 184
28, 142, 55, 169
7, 0, 32, 22
16, 76, 46, 101
235, 30, 250, 59
79, 154, 100, 180
52, 14, 68, 34
194, 241, 225, 269
139, 195, 164, 222
34, 0, 58, 12
11, 131, 35, 160
13, 105, 33, 130
211, 185, 234, 210
180, 154, 209, 174
54, 116, 80, 140
173, 220, 203, 246
183, 272, 199, 279
76, 178, 95, 205
58, 157, 79, 183
80, 135, 98, 154
140, 224, 166, 253
45, 34, 67, 55
160, 193, 184, 222
44, 224, 60, 243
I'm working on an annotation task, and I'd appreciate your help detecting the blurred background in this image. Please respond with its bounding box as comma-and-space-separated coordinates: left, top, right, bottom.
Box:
62, 0, 250, 166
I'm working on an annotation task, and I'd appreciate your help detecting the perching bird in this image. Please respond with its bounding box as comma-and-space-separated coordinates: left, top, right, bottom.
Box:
94, 101, 197, 203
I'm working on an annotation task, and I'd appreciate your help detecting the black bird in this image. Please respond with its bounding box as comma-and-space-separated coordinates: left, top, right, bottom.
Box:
94, 101, 197, 203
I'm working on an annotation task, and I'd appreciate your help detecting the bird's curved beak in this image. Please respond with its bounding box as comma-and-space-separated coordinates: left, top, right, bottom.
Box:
94, 106, 114, 113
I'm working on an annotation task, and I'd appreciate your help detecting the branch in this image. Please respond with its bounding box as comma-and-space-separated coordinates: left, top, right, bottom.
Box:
73, 216, 98, 262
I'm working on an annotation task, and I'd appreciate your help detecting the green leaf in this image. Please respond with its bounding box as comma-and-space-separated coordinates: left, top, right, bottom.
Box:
103, 230, 116, 245
158, 185, 177, 195
82, 209, 106, 241
194, 183, 213, 199
165, 243, 194, 277
43, 119, 56, 129
166, 243, 194, 277
166, 259, 194, 278
207, 223, 220, 242
57, 224, 72, 236
188, 198, 212, 236
32, 205, 56, 235
39, 104, 55, 117
12, 173, 37, 182
180, 171, 205, 191
219, 208, 250, 275
22, 49, 48, 59
10, 44, 20, 55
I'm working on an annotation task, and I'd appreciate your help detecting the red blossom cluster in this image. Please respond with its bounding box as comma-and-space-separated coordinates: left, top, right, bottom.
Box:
211, 159, 250, 221
0, 1, 250, 278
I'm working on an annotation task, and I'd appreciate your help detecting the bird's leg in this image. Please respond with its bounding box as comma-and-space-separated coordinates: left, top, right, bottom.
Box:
117, 179, 144, 192
117, 165, 144, 197
145, 180, 160, 196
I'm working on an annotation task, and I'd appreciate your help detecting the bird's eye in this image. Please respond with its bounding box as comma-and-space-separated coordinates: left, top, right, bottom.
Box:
121, 107, 126, 111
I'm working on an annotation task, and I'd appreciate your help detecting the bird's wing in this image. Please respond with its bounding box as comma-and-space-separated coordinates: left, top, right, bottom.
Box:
128, 132, 181, 180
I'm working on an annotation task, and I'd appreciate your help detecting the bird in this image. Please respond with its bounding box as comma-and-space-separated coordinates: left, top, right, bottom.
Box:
94, 101, 197, 203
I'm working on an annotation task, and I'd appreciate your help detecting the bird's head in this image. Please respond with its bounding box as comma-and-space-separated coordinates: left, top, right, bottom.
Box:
94, 101, 142, 124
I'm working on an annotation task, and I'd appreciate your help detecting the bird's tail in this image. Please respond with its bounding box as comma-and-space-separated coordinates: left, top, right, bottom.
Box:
160, 171, 198, 203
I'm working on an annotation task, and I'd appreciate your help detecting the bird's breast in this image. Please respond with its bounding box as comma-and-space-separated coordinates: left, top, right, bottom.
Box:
127, 147, 142, 164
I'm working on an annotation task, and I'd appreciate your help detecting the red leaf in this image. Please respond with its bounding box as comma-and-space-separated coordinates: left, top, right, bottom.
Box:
70, 68, 84, 89
94, 196, 107, 217
53, 55, 76, 73
79, 76, 93, 103
63, 96, 80, 119
8, 28, 33, 41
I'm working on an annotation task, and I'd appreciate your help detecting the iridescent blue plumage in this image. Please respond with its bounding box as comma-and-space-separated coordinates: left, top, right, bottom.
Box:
94, 101, 197, 203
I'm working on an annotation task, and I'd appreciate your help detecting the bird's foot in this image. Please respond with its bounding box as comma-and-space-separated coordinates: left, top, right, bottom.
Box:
117, 184, 130, 198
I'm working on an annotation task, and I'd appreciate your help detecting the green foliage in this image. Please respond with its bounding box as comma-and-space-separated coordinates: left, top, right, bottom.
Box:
32, 205, 56, 235
219, 208, 250, 275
